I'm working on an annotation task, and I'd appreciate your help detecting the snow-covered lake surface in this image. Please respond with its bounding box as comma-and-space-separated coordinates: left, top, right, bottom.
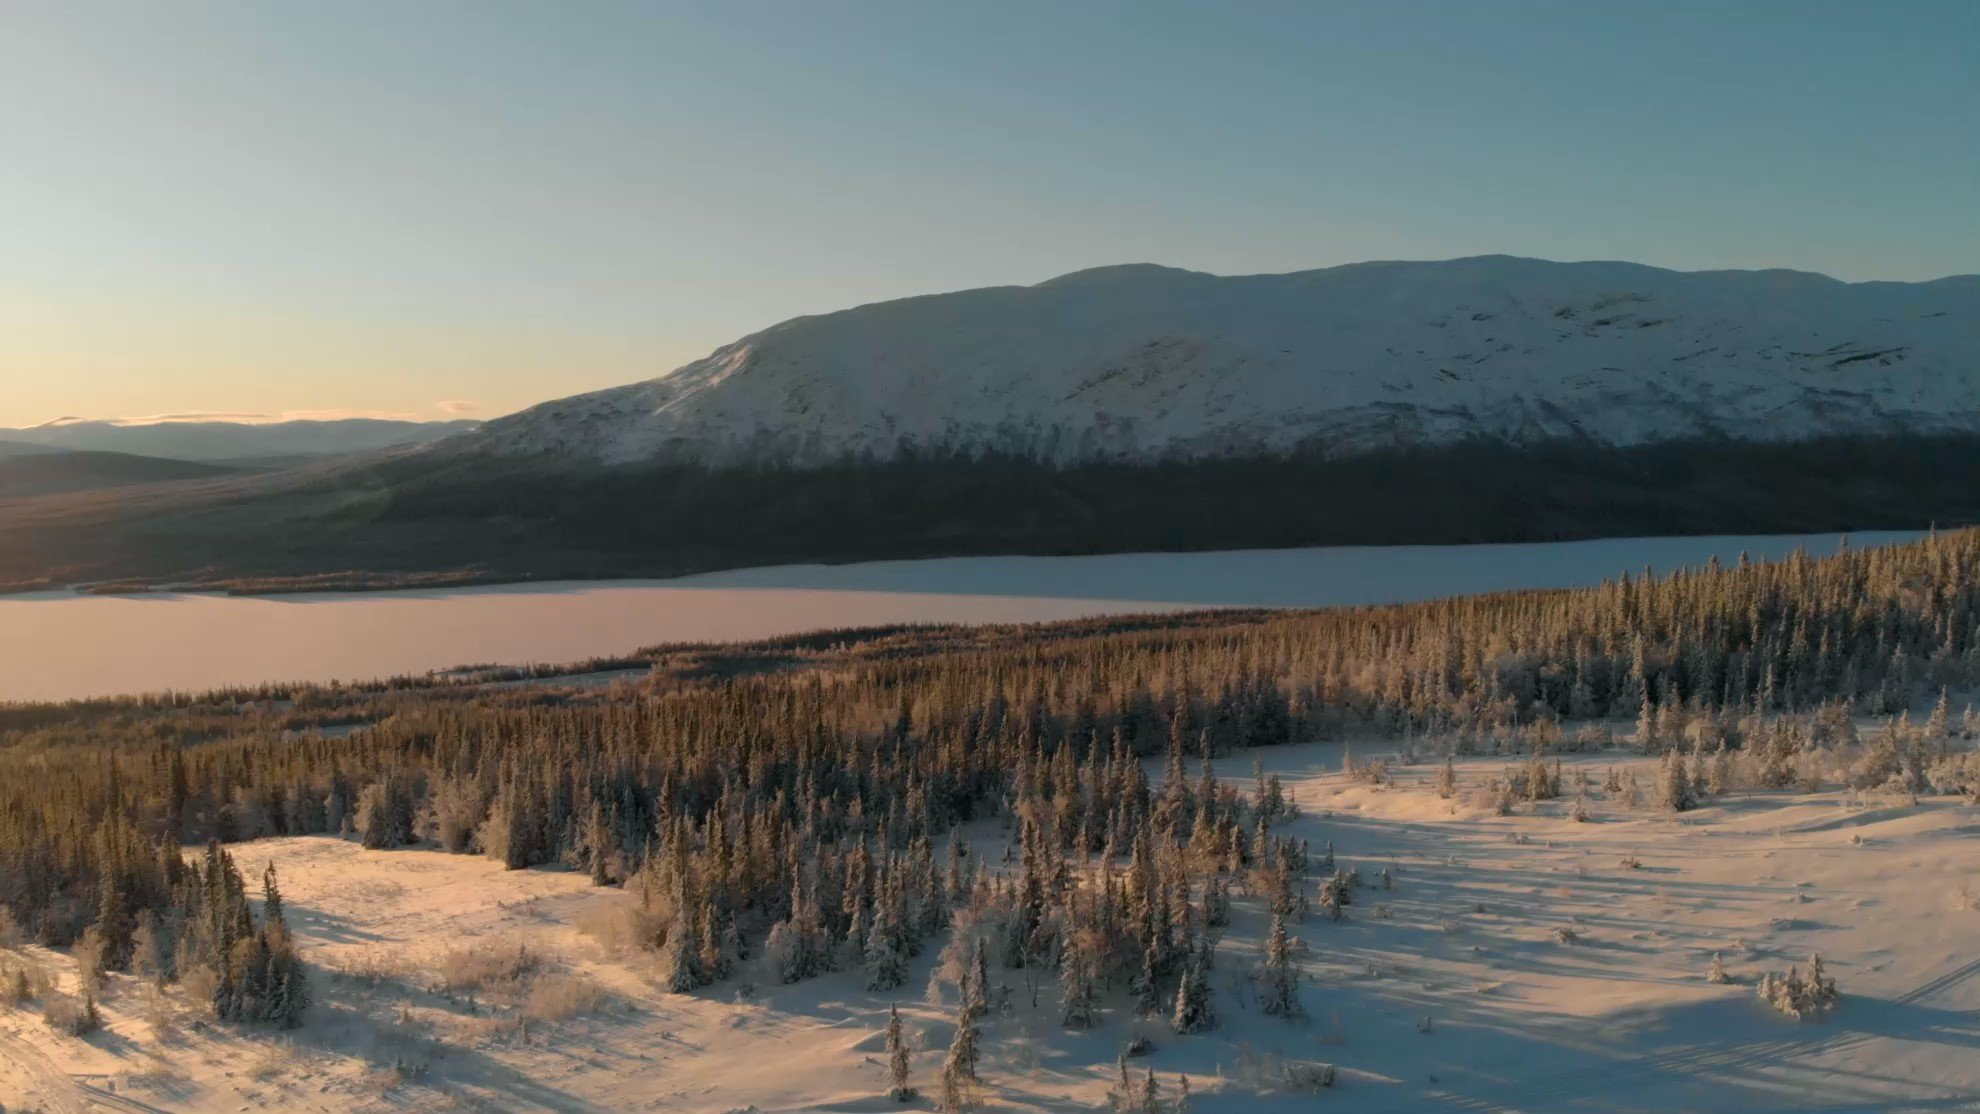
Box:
0, 531, 1924, 703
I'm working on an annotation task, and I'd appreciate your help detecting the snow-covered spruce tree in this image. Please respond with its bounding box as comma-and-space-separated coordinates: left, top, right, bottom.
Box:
583, 798, 616, 885
1258, 771, 1294, 825
1201, 874, 1230, 927
1493, 774, 1519, 816
130, 911, 166, 987
1318, 873, 1347, 922
1808, 954, 1838, 1006
1108, 1053, 1136, 1113
1658, 750, 1696, 812
867, 916, 908, 992
884, 1003, 916, 1101
660, 905, 704, 992
964, 935, 991, 1022
939, 994, 982, 1112
1708, 951, 1730, 984
1688, 746, 1712, 801
1521, 756, 1558, 801
259, 864, 310, 1029
1758, 953, 1839, 1018
1434, 757, 1458, 799
1926, 688, 1952, 740
355, 775, 415, 850
1058, 927, 1100, 1029
696, 901, 731, 983
1258, 910, 1303, 1019
763, 920, 801, 986
1170, 958, 1214, 1034
1130, 939, 1164, 1017
1636, 692, 1659, 751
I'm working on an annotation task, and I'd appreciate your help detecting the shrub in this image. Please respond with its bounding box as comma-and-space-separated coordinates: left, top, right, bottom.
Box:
1757, 955, 1838, 1019
2, 958, 52, 1007
43, 991, 102, 1036
522, 973, 606, 1023
437, 940, 541, 997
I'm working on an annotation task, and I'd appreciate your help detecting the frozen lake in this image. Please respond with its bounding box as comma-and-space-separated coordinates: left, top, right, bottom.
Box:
0, 531, 1923, 703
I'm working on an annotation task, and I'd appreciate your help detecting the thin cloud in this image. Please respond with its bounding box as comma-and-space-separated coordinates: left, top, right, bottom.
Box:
55, 409, 434, 428
35, 411, 274, 427
275, 408, 426, 423
435, 399, 483, 415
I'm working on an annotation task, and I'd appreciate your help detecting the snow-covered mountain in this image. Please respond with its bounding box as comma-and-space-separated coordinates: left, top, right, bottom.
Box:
1, 417, 475, 463
456, 256, 1979, 467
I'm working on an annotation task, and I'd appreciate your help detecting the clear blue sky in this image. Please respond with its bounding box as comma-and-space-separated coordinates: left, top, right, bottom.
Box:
2, 0, 1974, 427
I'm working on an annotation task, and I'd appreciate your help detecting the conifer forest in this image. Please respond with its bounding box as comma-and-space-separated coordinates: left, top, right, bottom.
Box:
2, 530, 1976, 1109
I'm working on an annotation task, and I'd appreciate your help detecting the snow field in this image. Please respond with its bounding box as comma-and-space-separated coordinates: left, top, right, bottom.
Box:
3, 734, 1975, 1112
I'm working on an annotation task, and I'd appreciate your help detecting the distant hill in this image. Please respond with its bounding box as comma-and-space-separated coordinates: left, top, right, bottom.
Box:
0, 417, 474, 463
1, 256, 1975, 592
458, 255, 1979, 466
0, 450, 239, 500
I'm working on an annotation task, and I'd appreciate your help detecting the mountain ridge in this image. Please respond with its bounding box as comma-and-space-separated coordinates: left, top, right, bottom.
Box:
447, 255, 1978, 469
0, 417, 475, 463
0, 450, 240, 500
2, 255, 1976, 594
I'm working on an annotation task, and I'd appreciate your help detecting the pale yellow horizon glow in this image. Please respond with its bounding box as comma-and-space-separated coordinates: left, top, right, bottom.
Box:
1, 286, 698, 429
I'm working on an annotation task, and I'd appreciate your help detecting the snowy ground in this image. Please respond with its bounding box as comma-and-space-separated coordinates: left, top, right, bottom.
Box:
3, 737, 1976, 1113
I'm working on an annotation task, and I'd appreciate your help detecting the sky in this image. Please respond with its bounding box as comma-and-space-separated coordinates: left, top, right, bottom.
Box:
2, 1, 1975, 430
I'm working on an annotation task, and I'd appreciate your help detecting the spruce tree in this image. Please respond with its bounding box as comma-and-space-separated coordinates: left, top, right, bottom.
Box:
884, 1003, 916, 1101
1434, 758, 1458, 799
1659, 750, 1695, 812
1259, 911, 1302, 1019
1058, 930, 1098, 1029
131, 911, 166, 987
866, 915, 907, 992
661, 916, 702, 993
939, 995, 981, 1111
967, 936, 991, 1019
1130, 940, 1163, 1016
1170, 959, 1213, 1034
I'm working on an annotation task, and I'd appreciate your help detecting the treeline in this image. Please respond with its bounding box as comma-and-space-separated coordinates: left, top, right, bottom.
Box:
6, 431, 1978, 591
5, 830, 306, 1031
1, 530, 1976, 1006
372, 434, 1980, 572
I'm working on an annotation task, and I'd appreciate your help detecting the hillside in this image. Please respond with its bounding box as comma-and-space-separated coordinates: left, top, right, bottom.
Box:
455, 256, 1980, 467
0, 441, 60, 460
0, 417, 474, 463
0, 450, 239, 500
1, 257, 1976, 592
